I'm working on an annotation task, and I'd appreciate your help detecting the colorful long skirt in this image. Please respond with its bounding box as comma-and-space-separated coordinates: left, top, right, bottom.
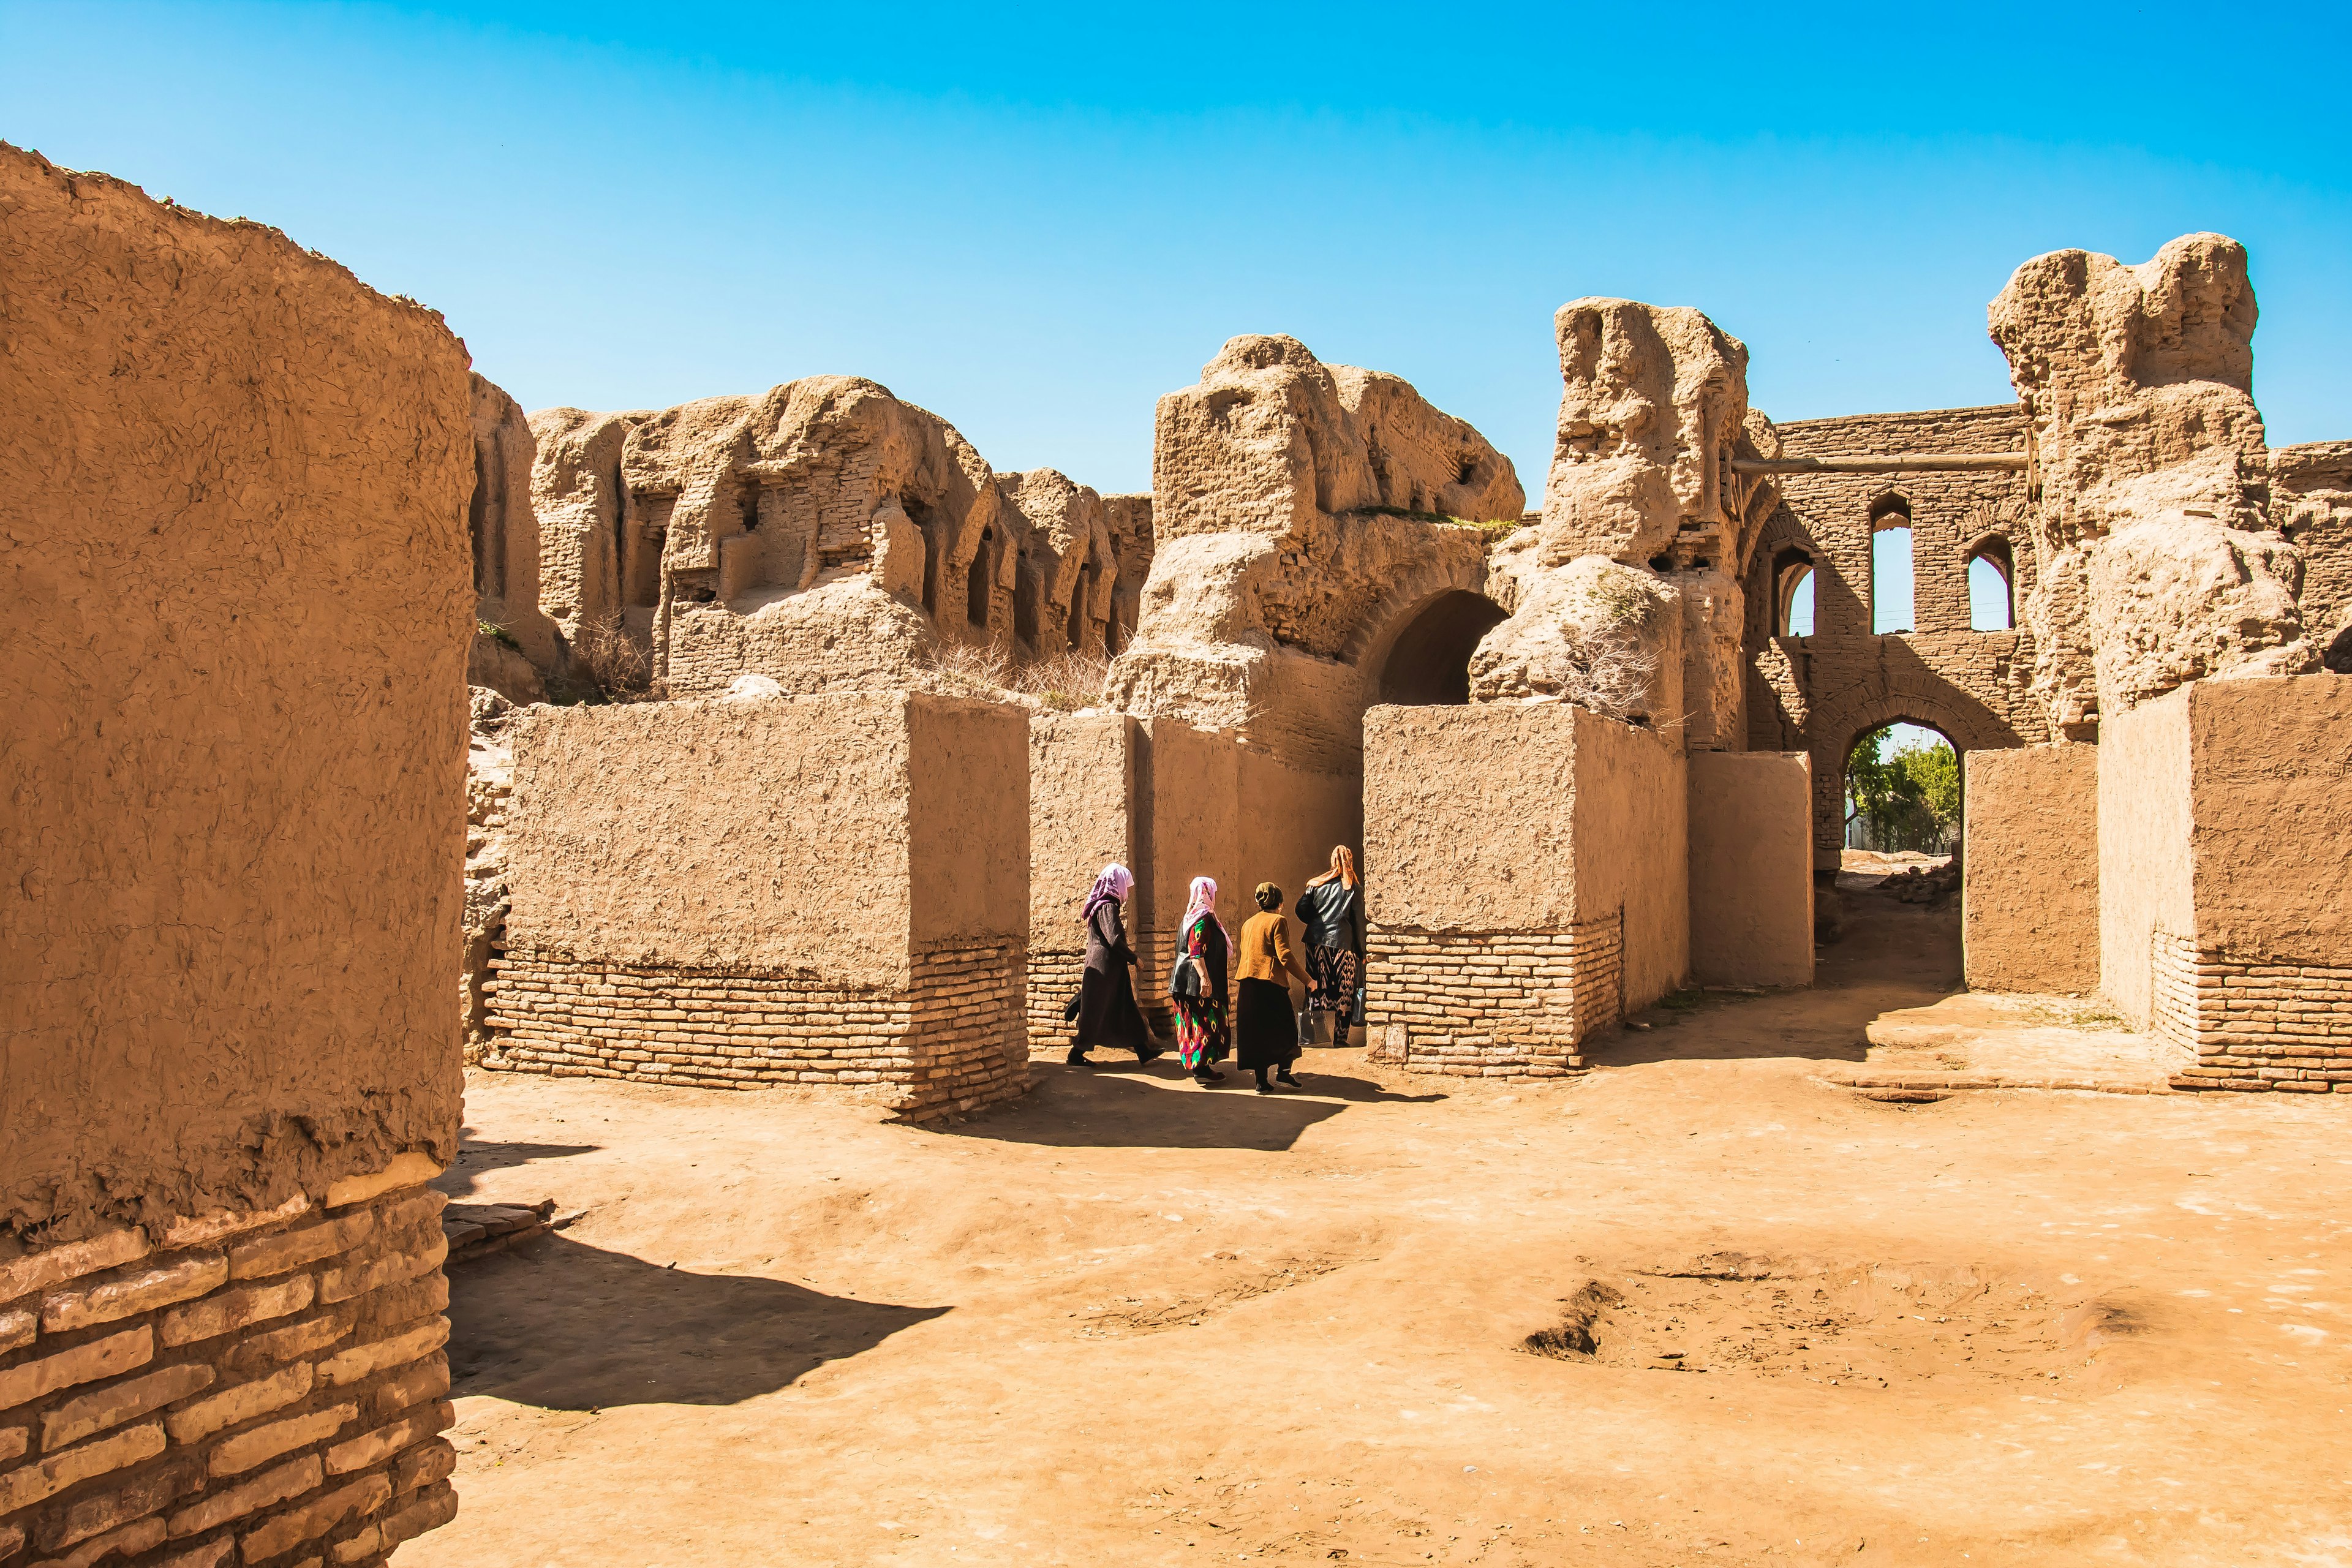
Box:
1174, 992, 1228, 1070
1306, 944, 1359, 1017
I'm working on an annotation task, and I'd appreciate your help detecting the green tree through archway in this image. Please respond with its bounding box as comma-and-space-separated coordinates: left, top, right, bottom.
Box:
1845, 724, 1959, 852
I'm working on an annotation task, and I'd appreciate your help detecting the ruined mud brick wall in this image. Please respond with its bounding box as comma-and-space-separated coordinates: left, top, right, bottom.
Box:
1686, 752, 1814, 989
489, 693, 1031, 1117
1962, 746, 2099, 993
1742, 406, 2041, 867
1027, 714, 1142, 1046
590, 378, 1143, 699
1110, 334, 1523, 777
1363, 704, 1686, 1076
2100, 677, 2352, 1091
528, 407, 646, 646
0, 1164, 460, 1566
463, 375, 562, 704
1, 144, 470, 1562
461, 692, 518, 1068
2272, 442, 2352, 660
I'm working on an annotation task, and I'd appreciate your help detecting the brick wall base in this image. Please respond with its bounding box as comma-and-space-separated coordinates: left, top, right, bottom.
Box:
1365, 921, 1622, 1078
484, 940, 1030, 1119
1025, 949, 1084, 1049
0, 1168, 456, 1566
2158, 935, 2352, 1094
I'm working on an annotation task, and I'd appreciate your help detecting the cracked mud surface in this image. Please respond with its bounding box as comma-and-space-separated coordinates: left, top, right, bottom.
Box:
409, 895, 2352, 1567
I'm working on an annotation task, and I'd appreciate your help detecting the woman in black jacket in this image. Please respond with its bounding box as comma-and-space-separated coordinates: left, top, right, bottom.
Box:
1295, 846, 1365, 1038
1070, 863, 1161, 1067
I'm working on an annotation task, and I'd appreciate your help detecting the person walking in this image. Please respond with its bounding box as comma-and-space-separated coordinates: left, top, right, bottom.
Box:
1169, 876, 1231, 1085
1069, 863, 1160, 1068
1296, 846, 1365, 1044
1234, 881, 1310, 1093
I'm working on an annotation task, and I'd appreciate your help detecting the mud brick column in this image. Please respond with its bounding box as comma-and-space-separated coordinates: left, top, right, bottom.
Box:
1363, 702, 1689, 1080
493, 691, 1033, 1119
0, 1158, 459, 1566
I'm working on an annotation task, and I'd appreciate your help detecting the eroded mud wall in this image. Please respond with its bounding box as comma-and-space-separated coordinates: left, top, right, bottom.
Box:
1363, 704, 1681, 1075
1687, 753, 1814, 989
1, 143, 469, 1565
1962, 747, 2100, 994
491, 693, 1030, 1115
2096, 692, 2195, 1031
1028, 715, 1142, 1042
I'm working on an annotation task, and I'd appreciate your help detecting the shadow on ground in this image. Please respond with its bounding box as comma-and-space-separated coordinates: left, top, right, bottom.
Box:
448, 1235, 949, 1409
434, 1135, 600, 1199
946, 1055, 1444, 1151
1587, 882, 1964, 1069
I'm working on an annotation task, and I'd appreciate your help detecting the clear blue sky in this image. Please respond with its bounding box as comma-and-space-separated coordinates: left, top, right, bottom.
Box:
7, 2, 2346, 497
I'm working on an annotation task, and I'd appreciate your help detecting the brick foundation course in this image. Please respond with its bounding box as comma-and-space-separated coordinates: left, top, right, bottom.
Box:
0, 1175, 456, 1567
1365, 921, 1622, 1078
2160, 940, 2352, 1094
485, 940, 1030, 1119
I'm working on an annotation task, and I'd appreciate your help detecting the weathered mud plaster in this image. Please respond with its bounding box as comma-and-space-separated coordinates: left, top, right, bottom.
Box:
600, 377, 1145, 698
1686, 752, 1814, 989
2100, 677, 2352, 1090
1962, 747, 2100, 994
1362, 703, 1687, 1076
1990, 234, 2315, 733
0, 143, 470, 1247
489, 693, 1031, 1116
1109, 334, 1523, 772
528, 405, 647, 645
466, 375, 561, 686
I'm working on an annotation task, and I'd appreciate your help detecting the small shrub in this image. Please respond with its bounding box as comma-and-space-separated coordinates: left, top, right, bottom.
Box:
570, 611, 663, 703
477, 619, 520, 651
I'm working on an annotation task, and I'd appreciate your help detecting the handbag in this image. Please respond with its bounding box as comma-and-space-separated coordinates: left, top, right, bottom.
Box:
1061, 988, 1083, 1023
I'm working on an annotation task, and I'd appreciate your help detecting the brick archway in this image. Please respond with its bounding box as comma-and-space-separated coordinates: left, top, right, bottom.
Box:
1808, 687, 2017, 865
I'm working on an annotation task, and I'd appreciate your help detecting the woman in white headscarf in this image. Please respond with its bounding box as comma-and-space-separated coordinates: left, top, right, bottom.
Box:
1169, 876, 1231, 1085
1069, 864, 1159, 1067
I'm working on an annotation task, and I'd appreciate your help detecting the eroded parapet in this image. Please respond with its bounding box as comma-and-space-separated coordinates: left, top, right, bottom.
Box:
1989, 234, 2315, 732
466, 375, 562, 699
486, 692, 1032, 1118
2097, 676, 2352, 1091
591, 378, 1141, 698
1110, 334, 1522, 769
1495, 300, 1784, 752
528, 406, 647, 647
2, 141, 468, 1563
1362, 704, 1687, 1076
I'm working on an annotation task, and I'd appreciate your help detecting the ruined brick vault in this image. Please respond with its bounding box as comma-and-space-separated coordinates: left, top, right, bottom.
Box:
11, 127, 2352, 1568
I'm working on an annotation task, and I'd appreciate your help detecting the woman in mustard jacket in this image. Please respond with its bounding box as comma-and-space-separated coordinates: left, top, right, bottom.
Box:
1232, 881, 1310, 1093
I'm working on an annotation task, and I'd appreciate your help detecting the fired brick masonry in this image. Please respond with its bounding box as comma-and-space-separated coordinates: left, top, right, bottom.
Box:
486, 692, 1031, 1118
2, 141, 470, 1564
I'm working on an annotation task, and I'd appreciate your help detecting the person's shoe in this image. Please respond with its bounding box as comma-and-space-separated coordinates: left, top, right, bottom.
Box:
1275, 1069, 1301, 1087
1254, 1081, 1274, 1095
1196, 1067, 1226, 1082
1136, 1045, 1166, 1065
1065, 1048, 1094, 1067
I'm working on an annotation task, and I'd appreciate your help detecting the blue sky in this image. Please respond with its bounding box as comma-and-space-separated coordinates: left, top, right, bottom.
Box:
6, 2, 2347, 496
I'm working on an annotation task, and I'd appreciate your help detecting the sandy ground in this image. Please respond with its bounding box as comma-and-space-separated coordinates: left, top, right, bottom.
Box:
405, 888, 2352, 1567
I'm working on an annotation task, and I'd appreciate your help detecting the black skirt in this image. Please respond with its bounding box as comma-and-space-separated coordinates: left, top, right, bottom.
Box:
1232, 977, 1300, 1069
1075, 963, 1151, 1052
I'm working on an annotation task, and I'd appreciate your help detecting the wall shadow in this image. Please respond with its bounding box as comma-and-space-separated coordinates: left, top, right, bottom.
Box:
1587, 880, 1961, 1067
946, 1060, 1444, 1151
447, 1234, 948, 1409
434, 1133, 600, 1199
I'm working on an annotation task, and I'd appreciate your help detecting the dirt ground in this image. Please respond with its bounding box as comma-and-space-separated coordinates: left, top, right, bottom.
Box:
407, 885, 2352, 1567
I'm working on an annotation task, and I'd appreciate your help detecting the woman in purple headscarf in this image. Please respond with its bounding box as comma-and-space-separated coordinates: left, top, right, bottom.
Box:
1069, 863, 1160, 1067
1169, 876, 1231, 1085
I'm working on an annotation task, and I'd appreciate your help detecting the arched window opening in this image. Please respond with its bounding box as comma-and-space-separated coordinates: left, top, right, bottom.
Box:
1104, 605, 1123, 658
1376, 591, 1510, 706
1869, 496, 1914, 635
1967, 539, 2015, 631
1773, 548, 1815, 637
1843, 720, 1961, 855
965, 526, 993, 628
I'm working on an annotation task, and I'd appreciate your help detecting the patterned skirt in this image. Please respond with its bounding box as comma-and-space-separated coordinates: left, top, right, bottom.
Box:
1306, 944, 1359, 1016
1174, 992, 1229, 1069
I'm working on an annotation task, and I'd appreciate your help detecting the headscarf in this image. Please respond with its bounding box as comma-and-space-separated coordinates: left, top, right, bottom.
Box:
1080, 862, 1134, 924
1181, 875, 1230, 945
